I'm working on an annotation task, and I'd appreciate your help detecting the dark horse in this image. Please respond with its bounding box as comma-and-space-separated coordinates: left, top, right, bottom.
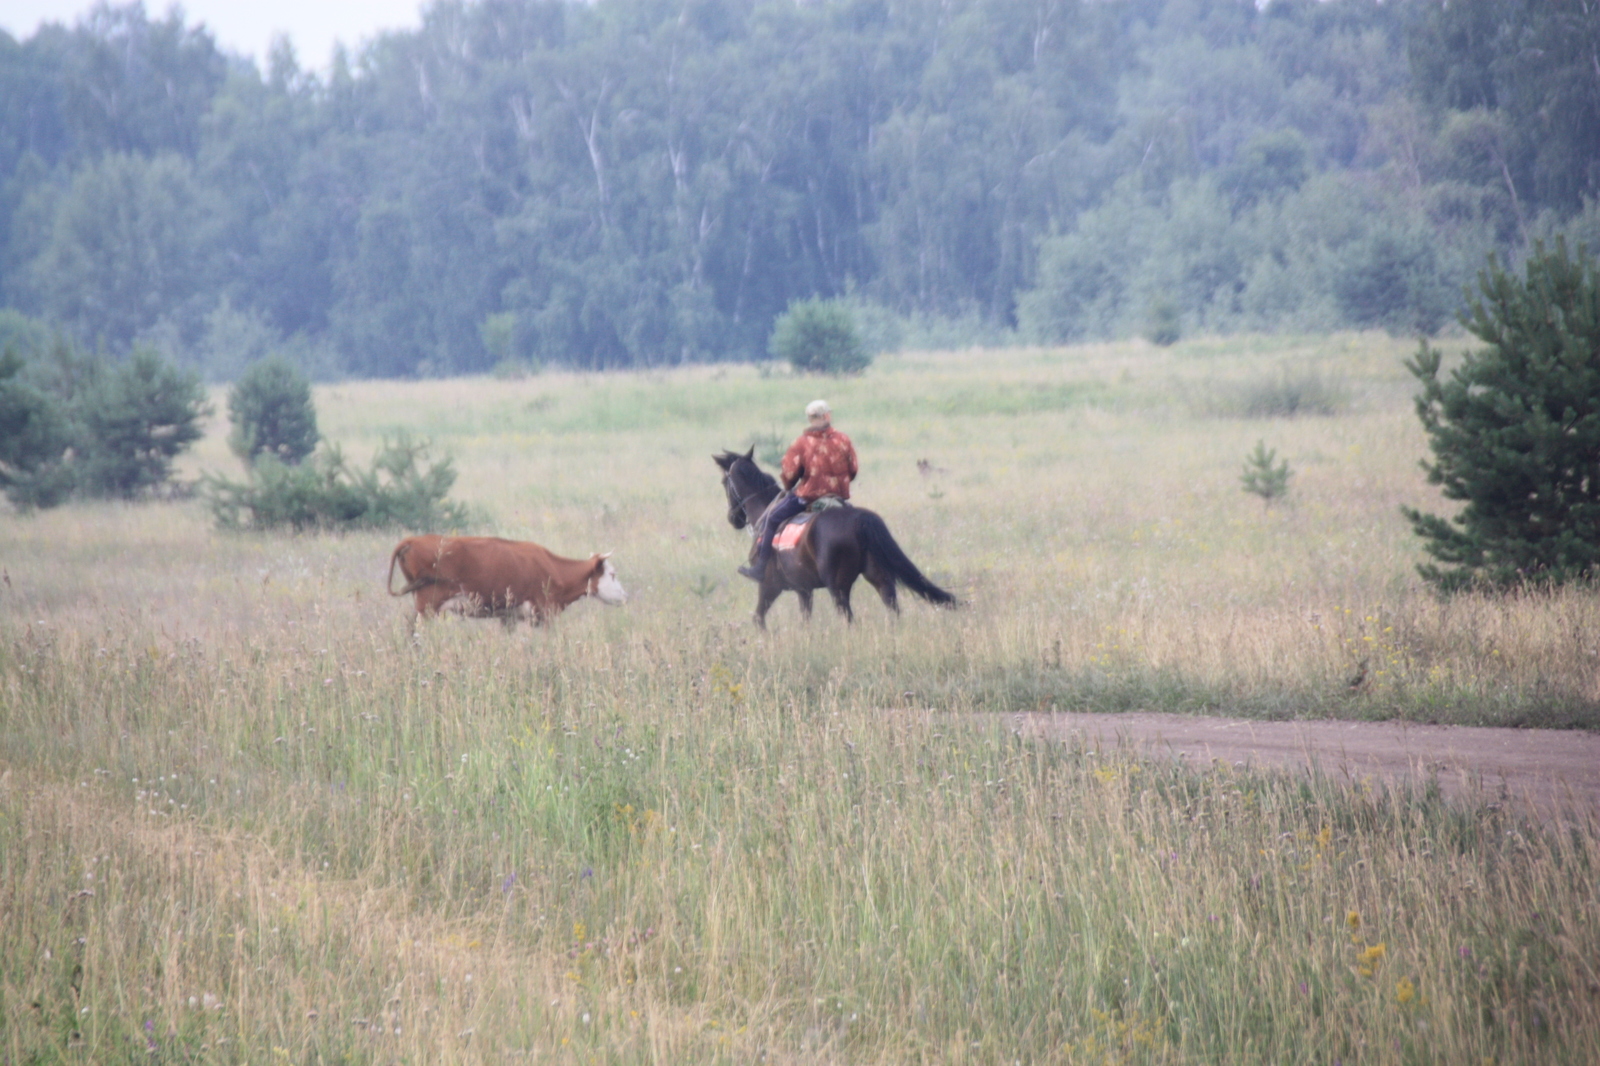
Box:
714, 447, 956, 627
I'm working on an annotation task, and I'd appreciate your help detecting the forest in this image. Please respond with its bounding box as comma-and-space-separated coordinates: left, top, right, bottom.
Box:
0, 0, 1597, 377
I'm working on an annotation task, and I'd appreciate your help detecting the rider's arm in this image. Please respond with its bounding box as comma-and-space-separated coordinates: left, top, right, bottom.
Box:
780, 436, 806, 491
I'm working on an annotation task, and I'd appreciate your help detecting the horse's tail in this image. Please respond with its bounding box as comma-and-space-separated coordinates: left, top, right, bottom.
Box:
858, 511, 957, 607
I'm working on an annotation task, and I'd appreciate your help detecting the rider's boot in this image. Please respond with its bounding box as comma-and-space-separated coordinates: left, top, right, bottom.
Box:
738, 552, 768, 581
739, 538, 774, 581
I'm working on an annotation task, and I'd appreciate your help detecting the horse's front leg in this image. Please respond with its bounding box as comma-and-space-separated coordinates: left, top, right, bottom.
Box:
795, 588, 814, 621
754, 582, 783, 630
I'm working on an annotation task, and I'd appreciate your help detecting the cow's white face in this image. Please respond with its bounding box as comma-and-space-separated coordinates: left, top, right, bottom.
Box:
594, 557, 628, 605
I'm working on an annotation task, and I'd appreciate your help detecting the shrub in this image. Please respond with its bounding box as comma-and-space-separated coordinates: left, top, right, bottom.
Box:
1239, 366, 1346, 418
1144, 300, 1182, 346
1, 341, 208, 507
227, 356, 319, 465
769, 299, 871, 374
1404, 239, 1600, 591
76, 348, 208, 499
203, 432, 471, 533
0, 350, 73, 509
1197, 366, 1347, 419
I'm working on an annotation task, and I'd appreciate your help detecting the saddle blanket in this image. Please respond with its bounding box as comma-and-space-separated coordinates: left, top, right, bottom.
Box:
773, 514, 813, 552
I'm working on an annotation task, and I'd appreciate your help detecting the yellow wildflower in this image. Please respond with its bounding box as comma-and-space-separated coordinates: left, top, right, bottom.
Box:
1346, 910, 1361, 931
1396, 977, 1416, 1005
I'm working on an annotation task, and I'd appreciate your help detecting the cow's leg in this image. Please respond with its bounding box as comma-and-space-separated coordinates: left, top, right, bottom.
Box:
795, 588, 814, 621
413, 586, 453, 623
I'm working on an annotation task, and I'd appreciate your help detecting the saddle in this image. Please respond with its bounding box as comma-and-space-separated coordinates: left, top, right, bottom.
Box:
770, 496, 847, 552
772, 513, 813, 552
761, 492, 851, 550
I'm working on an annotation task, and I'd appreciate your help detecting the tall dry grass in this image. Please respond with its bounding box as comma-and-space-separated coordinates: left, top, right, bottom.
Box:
3, 334, 1598, 1062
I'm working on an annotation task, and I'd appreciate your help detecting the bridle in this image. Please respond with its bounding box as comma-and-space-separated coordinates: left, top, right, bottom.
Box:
723, 467, 772, 522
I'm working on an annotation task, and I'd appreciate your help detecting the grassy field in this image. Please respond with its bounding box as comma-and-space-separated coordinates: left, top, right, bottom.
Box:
2, 335, 1598, 1063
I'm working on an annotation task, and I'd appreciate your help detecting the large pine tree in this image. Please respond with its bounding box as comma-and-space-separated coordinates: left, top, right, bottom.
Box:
1404, 238, 1600, 590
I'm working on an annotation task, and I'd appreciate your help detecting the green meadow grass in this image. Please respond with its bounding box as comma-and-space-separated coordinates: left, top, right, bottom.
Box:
2, 336, 1598, 1063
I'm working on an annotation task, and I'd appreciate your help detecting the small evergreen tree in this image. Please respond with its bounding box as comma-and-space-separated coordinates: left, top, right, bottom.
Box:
1241, 440, 1292, 504
228, 356, 319, 465
0, 350, 74, 509
1404, 238, 1600, 591
769, 299, 871, 375
76, 348, 209, 499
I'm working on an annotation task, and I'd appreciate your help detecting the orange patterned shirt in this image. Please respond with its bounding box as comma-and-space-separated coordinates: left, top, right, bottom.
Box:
781, 425, 858, 500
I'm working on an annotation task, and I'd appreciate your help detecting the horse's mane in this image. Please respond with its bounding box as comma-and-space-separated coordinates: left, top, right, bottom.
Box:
714, 450, 776, 491
735, 455, 778, 493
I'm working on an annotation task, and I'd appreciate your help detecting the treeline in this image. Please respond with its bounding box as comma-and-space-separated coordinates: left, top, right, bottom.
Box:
0, 0, 1596, 377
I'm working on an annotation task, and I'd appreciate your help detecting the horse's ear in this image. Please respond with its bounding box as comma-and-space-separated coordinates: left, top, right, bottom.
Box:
713, 451, 734, 470
744, 445, 755, 462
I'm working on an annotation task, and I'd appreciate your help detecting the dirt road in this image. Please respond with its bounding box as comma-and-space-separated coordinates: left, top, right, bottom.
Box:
1007, 712, 1600, 819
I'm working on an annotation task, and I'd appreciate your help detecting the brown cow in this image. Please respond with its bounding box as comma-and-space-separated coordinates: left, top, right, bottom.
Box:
386, 535, 627, 628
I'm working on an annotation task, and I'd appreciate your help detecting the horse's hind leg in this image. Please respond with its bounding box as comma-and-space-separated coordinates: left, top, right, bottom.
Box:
863, 559, 900, 614
796, 588, 814, 621
828, 582, 855, 623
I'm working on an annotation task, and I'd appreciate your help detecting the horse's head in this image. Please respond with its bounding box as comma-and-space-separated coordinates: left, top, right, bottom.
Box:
713, 446, 774, 530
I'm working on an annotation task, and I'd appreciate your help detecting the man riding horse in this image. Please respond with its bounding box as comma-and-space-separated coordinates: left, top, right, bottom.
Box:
738, 399, 858, 581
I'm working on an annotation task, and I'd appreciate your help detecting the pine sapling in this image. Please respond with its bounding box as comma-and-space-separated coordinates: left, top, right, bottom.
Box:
1241, 440, 1292, 505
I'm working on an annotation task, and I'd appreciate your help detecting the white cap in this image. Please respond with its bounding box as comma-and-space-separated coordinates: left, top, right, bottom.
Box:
805, 399, 831, 419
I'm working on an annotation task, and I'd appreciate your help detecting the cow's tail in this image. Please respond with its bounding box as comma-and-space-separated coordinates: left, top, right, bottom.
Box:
386, 541, 431, 597
858, 511, 957, 607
